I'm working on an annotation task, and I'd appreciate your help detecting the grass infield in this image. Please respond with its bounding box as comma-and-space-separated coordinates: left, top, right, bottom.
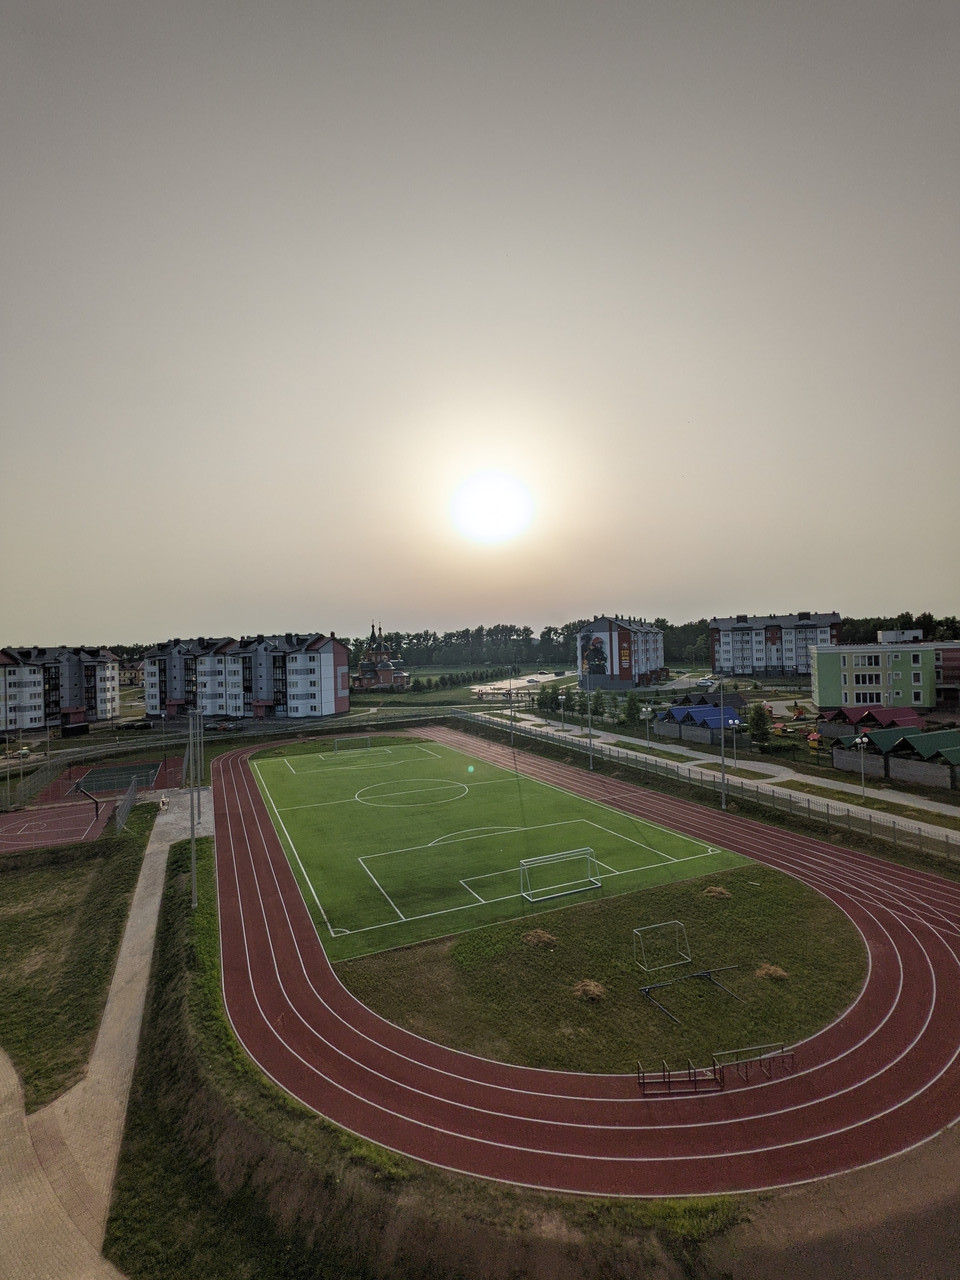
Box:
251, 737, 747, 960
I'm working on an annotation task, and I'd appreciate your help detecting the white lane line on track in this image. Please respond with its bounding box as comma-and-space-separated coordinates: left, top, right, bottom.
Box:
214, 738, 960, 1192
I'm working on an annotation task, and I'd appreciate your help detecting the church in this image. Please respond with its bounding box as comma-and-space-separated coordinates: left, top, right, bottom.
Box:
351, 625, 411, 692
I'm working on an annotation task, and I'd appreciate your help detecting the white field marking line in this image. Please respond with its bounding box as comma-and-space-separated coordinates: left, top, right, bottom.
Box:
459, 879, 486, 903
418, 736, 920, 1069
234, 742, 958, 1122
486, 759, 728, 866
342, 851, 736, 932
285, 757, 296, 773
422, 739, 960, 1085
240, 742, 916, 1131
585, 819, 678, 864
368, 818, 601, 863
428, 825, 524, 846
355, 779, 468, 803
251, 758, 337, 938
225, 750, 960, 1163
356, 856, 406, 921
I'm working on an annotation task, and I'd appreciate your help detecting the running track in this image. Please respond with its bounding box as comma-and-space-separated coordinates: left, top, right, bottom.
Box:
212, 726, 960, 1196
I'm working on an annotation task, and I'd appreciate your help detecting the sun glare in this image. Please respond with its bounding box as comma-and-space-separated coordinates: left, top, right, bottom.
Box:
450, 470, 535, 544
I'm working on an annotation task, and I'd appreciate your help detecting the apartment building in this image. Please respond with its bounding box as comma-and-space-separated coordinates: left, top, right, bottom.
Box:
578, 616, 666, 690
811, 636, 960, 713
0, 646, 120, 731
143, 632, 350, 720
709, 612, 841, 677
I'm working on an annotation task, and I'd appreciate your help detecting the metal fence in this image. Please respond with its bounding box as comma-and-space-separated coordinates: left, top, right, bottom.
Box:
456, 711, 960, 865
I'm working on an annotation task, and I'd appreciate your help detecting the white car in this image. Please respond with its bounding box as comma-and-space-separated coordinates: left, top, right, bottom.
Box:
696, 677, 714, 687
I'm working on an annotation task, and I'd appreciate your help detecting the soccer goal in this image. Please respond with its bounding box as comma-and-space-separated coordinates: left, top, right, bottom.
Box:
333, 735, 371, 753
634, 920, 691, 972
520, 848, 601, 903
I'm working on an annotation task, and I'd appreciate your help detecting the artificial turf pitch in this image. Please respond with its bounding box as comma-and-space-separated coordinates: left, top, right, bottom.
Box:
252, 739, 748, 961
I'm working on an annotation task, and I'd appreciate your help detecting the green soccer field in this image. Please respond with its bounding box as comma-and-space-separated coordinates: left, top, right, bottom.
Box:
251, 738, 748, 960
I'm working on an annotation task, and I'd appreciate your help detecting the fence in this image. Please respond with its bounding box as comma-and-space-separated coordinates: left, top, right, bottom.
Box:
4, 710, 451, 811
456, 711, 960, 865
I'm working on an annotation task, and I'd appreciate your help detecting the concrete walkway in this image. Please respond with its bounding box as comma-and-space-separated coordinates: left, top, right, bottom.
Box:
0, 790, 212, 1280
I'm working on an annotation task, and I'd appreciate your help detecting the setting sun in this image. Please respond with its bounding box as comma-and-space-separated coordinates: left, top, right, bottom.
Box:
449, 470, 535, 544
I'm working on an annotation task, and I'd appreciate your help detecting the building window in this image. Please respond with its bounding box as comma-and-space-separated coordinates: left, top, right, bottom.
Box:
912, 672, 921, 684
913, 691, 922, 703
911, 653, 921, 665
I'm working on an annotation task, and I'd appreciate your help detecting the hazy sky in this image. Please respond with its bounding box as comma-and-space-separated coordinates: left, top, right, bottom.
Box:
3, 0, 958, 645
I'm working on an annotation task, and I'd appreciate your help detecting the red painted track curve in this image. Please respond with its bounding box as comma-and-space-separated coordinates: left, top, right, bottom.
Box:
212, 726, 960, 1196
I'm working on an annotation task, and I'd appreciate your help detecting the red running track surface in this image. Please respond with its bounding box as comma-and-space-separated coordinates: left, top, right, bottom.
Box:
212, 726, 960, 1196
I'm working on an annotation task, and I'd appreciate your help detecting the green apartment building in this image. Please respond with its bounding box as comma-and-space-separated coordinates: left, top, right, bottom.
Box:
812, 641, 942, 712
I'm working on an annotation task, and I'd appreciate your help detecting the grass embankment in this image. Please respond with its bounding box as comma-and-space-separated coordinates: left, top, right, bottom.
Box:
337, 862, 866, 1073
0, 805, 154, 1109
105, 837, 746, 1280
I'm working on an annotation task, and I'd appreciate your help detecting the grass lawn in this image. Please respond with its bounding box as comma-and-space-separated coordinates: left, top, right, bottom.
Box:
336, 860, 867, 1073
0, 804, 154, 1109
251, 737, 746, 961
105, 836, 748, 1279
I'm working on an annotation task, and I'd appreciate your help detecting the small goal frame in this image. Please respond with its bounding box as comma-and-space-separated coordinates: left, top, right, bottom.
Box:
520, 847, 601, 903
333, 735, 372, 753
634, 920, 691, 972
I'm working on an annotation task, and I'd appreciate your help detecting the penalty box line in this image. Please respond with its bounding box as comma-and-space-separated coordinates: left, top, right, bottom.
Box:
286, 744, 442, 773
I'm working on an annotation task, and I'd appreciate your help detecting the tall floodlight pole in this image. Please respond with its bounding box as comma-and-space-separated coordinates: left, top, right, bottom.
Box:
586, 667, 594, 770
189, 710, 198, 910
558, 693, 565, 732
643, 706, 652, 749
718, 680, 727, 811
196, 712, 204, 821
509, 667, 514, 748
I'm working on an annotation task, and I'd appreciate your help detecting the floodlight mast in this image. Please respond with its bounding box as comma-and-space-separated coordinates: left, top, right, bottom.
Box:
719, 678, 727, 810
586, 667, 593, 769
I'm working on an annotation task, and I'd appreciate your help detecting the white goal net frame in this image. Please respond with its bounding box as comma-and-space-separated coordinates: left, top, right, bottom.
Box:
520, 848, 601, 903
333, 735, 372, 753
633, 920, 691, 972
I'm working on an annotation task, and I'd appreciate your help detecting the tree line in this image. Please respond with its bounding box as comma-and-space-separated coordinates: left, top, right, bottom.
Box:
104, 611, 960, 670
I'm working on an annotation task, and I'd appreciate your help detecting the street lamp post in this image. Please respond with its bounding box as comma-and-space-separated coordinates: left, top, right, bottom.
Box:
558, 693, 566, 732
727, 717, 740, 768
854, 734, 870, 799
718, 680, 727, 811
642, 706, 652, 750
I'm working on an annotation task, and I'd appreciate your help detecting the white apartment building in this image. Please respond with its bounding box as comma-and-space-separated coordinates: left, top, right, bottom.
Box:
143, 633, 350, 721
709, 613, 841, 677
0, 646, 120, 731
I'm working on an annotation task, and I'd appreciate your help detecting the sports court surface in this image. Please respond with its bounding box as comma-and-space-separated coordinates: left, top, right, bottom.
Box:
213, 725, 960, 1197
250, 737, 744, 960
0, 799, 115, 852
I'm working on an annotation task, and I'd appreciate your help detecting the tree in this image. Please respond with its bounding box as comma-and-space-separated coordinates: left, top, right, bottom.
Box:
624, 691, 643, 726
590, 690, 606, 720
748, 701, 770, 748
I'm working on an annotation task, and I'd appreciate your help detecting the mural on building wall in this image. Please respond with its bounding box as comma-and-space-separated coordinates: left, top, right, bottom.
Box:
581, 631, 610, 677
